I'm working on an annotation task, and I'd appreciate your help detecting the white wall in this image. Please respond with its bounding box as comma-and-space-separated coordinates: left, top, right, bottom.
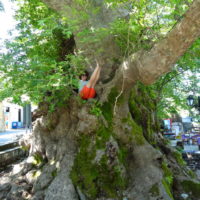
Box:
172, 122, 184, 136
2, 101, 23, 129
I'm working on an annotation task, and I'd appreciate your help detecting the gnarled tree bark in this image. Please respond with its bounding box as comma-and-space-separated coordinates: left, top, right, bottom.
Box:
28, 0, 200, 199
1, 1, 200, 200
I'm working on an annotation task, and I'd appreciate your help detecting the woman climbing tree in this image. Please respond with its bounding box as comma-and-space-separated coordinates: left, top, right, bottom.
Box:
79, 60, 102, 100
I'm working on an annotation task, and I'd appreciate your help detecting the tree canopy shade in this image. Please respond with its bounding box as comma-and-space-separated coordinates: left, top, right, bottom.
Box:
41, 0, 200, 87
0, 0, 83, 107
154, 38, 200, 119
0, 1, 200, 200
0, 0, 199, 107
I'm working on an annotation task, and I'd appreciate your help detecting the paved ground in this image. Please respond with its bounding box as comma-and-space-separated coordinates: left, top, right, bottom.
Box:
184, 144, 199, 152
170, 139, 199, 152
1, 130, 199, 152
0, 129, 28, 145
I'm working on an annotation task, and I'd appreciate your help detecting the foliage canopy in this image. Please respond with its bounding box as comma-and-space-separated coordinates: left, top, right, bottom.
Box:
0, 0, 199, 117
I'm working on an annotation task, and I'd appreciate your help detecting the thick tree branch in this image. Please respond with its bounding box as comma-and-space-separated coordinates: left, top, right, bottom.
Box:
125, 0, 200, 85
43, 0, 200, 92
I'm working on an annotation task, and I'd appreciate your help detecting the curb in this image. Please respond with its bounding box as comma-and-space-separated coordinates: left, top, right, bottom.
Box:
0, 141, 27, 168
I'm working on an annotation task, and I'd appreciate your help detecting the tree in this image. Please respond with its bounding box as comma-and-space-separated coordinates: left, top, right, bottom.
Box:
154, 39, 200, 119
0, 0, 200, 200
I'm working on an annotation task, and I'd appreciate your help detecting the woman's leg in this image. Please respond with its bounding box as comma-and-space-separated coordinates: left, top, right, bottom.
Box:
87, 62, 102, 88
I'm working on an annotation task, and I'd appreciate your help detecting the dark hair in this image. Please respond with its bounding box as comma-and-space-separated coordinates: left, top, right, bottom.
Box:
79, 71, 89, 80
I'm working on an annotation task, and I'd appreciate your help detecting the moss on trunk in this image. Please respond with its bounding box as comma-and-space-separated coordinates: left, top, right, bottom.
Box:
70, 132, 127, 199
181, 180, 200, 198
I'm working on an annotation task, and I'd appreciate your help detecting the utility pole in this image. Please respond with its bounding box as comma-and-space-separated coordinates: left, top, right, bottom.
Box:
23, 104, 32, 133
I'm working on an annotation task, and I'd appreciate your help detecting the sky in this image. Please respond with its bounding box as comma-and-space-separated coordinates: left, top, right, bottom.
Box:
0, 0, 17, 46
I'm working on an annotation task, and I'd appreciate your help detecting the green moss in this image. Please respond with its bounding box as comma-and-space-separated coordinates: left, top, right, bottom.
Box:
132, 123, 145, 145
51, 169, 57, 177
71, 83, 161, 198
32, 170, 42, 178
162, 161, 173, 186
117, 145, 129, 165
181, 180, 200, 198
96, 126, 112, 149
173, 151, 186, 166
70, 135, 98, 198
70, 132, 126, 199
128, 82, 158, 146
149, 183, 160, 197
101, 101, 113, 123
162, 179, 174, 200
135, 82, 156, 111
161, 162, 174, 200
32, 152, 45, 166
101, 87, 119, 124
122, 114, 145, 145
128, 118, 145, 145
71, 88, 126, 199
96, 155, 126, 198
146, 116, 156, 144
89, 100, 102, 116
121, 118, 128, 123
187, 170, 196, 179
20, 145, 30, 152
129, 99, 142, 123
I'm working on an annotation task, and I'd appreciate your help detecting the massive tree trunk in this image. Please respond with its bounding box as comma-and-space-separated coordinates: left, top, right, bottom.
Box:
13, 84, 197, 200
1, 1, 200, 200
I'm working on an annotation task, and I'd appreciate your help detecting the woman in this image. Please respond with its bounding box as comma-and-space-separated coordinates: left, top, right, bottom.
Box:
79, 61, 102, 100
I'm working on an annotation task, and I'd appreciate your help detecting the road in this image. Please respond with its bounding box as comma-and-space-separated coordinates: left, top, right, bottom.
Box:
0, 129, 27, 145
170, 139, 199, 152
1, 130, 199, 152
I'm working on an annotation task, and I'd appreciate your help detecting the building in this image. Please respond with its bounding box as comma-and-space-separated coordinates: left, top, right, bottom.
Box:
0, 100, 33, 130
3, 101, 23, 130
172, 122, 184, 136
